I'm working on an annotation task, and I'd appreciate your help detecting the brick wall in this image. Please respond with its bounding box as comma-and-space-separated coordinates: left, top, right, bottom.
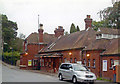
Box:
101, 55, 120, 80
39, 49, 82, 72
62, 50, 82, 63
20, 44, 44, 69
82, 50, 103, 77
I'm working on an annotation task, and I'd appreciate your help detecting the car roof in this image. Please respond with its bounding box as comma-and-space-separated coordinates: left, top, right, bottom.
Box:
61, 63, 83, 66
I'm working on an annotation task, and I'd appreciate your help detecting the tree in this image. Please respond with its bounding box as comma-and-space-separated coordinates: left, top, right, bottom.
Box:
12, 37, 24, 52
92, 20, 106, 31
76, 25, 80, 31
19, 33, 26, 40
2, 14, 18, 52
70, 23, 77, 33
97, 1, 120, 29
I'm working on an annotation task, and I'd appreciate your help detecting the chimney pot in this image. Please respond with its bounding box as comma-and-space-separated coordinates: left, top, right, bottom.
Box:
40, 24, 43, 29
87, 15, 90, 18
58, 26, 63, 29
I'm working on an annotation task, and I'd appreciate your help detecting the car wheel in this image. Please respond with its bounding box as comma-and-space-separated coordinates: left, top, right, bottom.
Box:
72, 76, 77, 84
89, 82, 94, 84
59, 74, 63, 81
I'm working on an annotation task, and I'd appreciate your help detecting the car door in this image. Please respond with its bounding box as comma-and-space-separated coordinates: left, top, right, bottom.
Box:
63, 64, 69, 78
59, 64, 67, 78
65, 64, 73, 79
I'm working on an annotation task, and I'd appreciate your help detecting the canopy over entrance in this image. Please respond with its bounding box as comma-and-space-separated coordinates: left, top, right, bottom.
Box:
35, 53, 63, 58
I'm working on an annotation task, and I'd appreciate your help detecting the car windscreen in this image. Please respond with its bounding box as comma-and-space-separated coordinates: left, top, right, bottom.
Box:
73, 64, 88, 71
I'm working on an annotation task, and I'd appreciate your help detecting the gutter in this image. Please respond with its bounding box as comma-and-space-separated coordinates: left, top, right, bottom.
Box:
100, 53, 120, 56
38, 47, 85, 54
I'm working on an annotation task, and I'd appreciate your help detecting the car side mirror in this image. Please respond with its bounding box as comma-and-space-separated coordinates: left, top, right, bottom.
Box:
69, 68, 73, 71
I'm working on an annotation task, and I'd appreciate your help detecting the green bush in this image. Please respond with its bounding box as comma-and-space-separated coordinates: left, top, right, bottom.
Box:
3, 51, 20, 65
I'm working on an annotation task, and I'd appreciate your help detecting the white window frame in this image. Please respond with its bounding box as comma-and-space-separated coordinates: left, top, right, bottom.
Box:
88, 59, 90, 67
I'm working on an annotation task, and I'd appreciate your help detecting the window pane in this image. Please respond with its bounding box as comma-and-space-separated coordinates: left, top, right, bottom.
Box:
110, 59, 114, 67
74, 58, 77, 63
70, 58, 72, 63
93, 59, 95, 68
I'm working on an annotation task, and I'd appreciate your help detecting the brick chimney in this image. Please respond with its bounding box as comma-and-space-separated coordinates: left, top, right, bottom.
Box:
84, 15, 92, 30
38, 24, 44, 43
54, 26, 64, 38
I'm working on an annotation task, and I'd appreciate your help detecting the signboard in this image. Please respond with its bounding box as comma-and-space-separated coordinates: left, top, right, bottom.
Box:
103, 60, 107, 71
114, 60, 119, 66
28, 60, 32, 66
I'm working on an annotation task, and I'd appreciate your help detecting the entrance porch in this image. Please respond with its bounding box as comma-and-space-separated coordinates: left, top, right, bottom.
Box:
35, 53, 63, 73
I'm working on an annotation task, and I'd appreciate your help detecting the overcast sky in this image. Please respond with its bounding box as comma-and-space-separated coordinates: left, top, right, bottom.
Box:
0, 0, 113, 37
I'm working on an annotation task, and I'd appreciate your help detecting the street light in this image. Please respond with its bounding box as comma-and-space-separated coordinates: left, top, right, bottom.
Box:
69, 52, 72, 56
87, 54, 90, 57
25, 52, 28, 56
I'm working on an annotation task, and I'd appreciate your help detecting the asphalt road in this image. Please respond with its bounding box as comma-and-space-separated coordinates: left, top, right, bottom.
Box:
2, 65, 61, 82
2, 64, 117, 84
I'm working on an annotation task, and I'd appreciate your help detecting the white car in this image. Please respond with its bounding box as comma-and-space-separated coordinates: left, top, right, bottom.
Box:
58, 63, 96, 84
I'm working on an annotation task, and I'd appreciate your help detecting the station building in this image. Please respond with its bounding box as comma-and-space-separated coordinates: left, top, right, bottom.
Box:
20, 15, 120, 81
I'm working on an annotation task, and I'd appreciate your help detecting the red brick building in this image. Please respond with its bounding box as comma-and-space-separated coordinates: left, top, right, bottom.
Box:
20, 15, 120, 80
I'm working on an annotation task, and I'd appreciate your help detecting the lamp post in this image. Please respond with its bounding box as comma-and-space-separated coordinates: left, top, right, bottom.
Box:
2, 42, 8, 61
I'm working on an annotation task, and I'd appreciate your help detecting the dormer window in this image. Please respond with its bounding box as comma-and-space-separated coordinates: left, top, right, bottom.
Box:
96, 33, 120, 40
96, 34, 102, 39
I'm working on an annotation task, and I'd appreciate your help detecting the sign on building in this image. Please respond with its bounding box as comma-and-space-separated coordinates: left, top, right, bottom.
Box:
114, 60, 119, 66
28, 60, 32, 66
103, 60, 107, 71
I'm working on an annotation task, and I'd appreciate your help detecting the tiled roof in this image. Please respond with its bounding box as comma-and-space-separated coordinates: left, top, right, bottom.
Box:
101, 38, 120, 55
97, 28, 120, 35
39, 28, 120, 55
40, 28, 97, 52
85, 39, 111, 50
26, 33, 56, 44
27, 32, 38, 43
